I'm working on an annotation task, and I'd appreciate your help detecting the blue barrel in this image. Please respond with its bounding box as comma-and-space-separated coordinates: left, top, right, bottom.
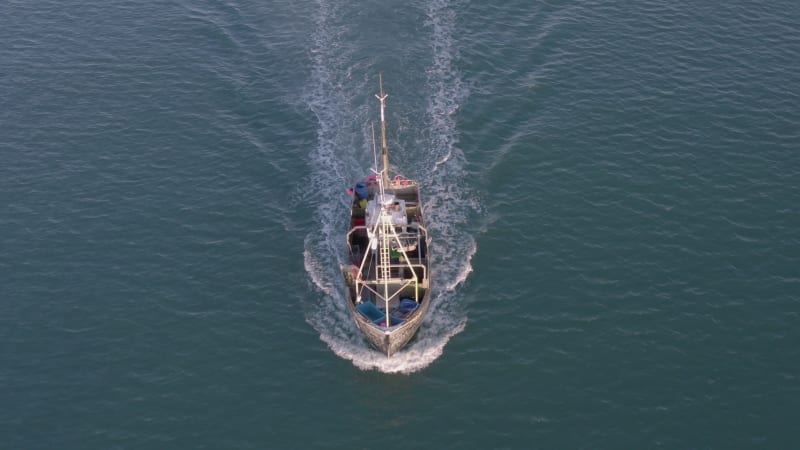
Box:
354, 182, 369, 199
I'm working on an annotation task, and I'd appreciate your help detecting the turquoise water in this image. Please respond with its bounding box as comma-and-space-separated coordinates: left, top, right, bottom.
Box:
2, 0, 799, 447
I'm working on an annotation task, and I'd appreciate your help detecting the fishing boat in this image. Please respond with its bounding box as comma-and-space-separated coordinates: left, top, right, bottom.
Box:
340, 76, 431, 357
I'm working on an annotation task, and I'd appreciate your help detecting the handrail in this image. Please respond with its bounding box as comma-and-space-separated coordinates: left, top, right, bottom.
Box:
346, 225, 368, 240
371, 263, 427, 282
346, 225, 427, 252
347, 224, 425, 237
358, 279, 415, 304
345, 225, 368, 254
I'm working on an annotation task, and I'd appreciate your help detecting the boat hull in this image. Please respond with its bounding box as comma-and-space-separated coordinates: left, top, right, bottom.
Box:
343, 284, 432, 357
341, 78, 431, 357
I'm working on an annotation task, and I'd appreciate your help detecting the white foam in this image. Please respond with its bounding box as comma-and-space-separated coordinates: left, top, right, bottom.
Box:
433, 150, 452, 171
423, 0, 479, 287
442, 238, 477, 292
303, 248, 336, 297
322, 319, 467, 374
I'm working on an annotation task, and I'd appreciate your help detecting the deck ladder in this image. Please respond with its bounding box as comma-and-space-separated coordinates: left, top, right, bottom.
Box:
379, 216, 392, 280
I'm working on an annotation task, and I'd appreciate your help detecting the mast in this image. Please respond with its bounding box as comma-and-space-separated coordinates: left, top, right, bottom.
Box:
375, 74, 391, 326
375, 74, 390, 187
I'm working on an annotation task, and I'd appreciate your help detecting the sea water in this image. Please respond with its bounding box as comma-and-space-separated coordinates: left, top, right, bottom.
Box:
2, 0, 799, 447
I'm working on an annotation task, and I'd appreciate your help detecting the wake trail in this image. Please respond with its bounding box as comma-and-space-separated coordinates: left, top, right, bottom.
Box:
418, 0, 478, 335
302, 0, 479, 373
